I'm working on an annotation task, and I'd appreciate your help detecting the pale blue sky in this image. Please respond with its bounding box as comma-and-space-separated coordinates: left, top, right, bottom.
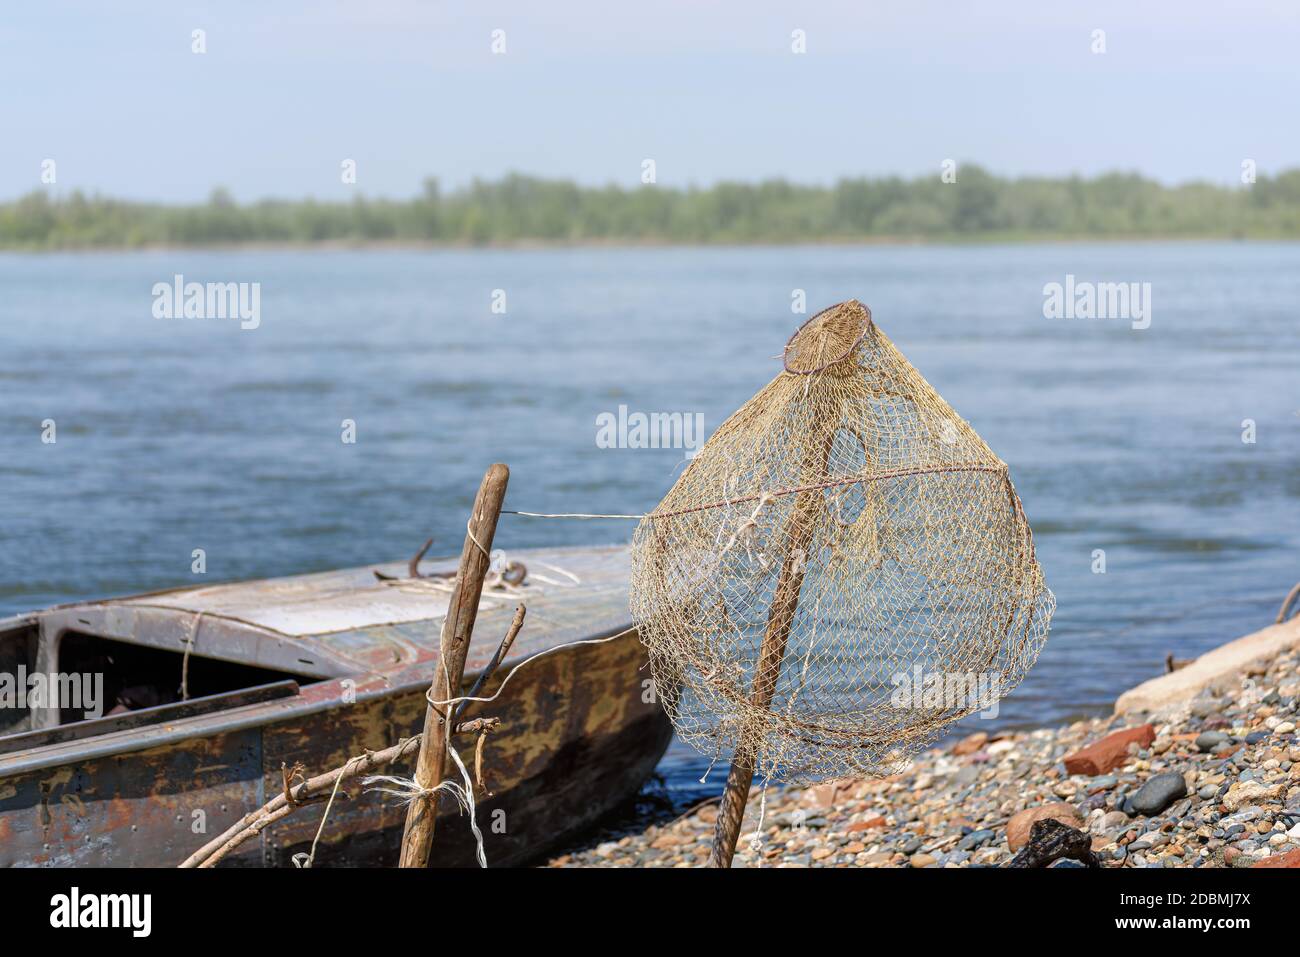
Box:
3, 1, 1298, 202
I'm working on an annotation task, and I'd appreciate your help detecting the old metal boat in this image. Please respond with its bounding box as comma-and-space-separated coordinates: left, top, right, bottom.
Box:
0, 544, 671, 867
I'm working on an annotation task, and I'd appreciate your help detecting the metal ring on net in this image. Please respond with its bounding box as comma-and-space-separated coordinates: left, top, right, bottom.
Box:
782, 300, 874, 374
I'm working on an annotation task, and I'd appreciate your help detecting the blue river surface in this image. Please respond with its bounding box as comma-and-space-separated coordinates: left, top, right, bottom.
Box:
1, 243, 1297, 812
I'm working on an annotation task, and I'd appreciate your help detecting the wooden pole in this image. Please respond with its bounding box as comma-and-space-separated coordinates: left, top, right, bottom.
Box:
398, 463, 509, 868
707, 482, 822, 868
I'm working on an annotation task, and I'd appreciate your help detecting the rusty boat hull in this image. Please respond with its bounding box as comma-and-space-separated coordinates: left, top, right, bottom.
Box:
0, 544, 671, 867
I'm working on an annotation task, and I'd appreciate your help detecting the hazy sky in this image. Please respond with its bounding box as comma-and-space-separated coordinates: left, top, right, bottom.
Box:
4, 1, 1298, 202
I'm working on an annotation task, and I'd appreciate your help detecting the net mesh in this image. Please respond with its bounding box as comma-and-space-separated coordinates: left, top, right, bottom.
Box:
629, 300, 1054, 785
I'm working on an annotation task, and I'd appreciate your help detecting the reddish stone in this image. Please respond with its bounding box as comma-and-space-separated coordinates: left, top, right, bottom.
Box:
650, 832, 687, 849
1062, 724, 1156, 776
1252, 849, 1300, 868
812, 780, 854, 808
1006, 803, 1084, 851
846, 815, 887, 832
952, 732, 989, 756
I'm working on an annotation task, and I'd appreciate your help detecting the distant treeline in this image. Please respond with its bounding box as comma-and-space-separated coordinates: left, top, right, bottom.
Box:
5, 166, 1300, 248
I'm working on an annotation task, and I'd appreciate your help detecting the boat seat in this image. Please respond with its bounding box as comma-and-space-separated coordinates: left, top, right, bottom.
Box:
0, 679, 299, 757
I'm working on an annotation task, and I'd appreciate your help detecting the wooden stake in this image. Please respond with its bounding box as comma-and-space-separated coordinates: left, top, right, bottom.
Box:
398, 463, 509, 868
707, 482, 821, 867
707, 408, 839, 869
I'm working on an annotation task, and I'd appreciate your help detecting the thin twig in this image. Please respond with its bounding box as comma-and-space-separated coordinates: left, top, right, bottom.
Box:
452, 604, 526, 723
281, 761, 329, 807
453, 716, 500, 736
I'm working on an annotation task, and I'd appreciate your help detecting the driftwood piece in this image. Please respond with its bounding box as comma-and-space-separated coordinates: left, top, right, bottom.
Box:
1005, 818, 1102, 868
398, 463, 510, 868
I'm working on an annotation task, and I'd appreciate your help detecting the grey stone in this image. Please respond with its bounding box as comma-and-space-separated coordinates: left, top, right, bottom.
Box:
1100, 810, 1129, 831
957, 829, 995, 851
1129, 772, 1188, 816
1195, 731, 1230, 752
1191, 697, 1223, 718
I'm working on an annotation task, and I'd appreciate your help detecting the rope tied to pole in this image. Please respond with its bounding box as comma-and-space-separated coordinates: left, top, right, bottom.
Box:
363, 745, 488, 868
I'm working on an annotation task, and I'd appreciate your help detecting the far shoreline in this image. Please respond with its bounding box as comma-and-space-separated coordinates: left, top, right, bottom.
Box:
1, 234, 1297, 255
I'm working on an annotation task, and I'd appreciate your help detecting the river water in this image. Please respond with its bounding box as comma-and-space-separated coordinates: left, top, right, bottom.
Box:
2, 243, 1297, 806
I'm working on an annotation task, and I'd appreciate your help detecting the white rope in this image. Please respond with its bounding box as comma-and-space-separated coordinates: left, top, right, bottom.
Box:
446, 744, 488, 868
426, 626, 636, 711
179, 611, 203, 701
360, 652, 502, 867
527, 559, 581, 586
698, 752, 721, 785
361, 764, 487, 868
363, 657, 493, 868
718, 491, 776, 560
502, 510, 645, 520
747, 776, 771, 855
293, 761, 352, 869
360, 775, 437, 804
466, 517, 491, 559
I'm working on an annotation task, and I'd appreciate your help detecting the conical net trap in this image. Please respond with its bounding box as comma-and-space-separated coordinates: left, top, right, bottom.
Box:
630, 300, 1053, 786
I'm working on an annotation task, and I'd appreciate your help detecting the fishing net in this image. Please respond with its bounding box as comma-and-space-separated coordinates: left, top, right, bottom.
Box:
629, 300, 1053, 786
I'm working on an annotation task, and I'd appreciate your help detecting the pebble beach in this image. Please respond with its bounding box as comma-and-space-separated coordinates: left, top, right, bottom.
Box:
546, 642, 1300, 868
